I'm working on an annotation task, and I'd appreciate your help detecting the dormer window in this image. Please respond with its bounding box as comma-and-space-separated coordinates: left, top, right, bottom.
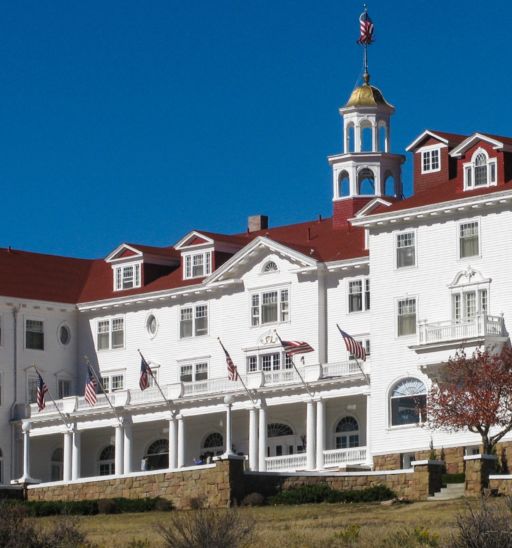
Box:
114, 263, 141, 291
262, 261, 278, 273
421, 147, 441, 173
464, 149, 497, 190
184, 251, 212, 279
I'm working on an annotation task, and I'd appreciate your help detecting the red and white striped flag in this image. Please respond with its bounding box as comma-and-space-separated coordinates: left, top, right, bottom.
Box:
280, 339, 314, 357
357, 9, 374, 45
84, 366, 98, 406
139, 355, 152, 391
219, 339, 239, 381
337, 326, 366, 361
36, 372, 48, 412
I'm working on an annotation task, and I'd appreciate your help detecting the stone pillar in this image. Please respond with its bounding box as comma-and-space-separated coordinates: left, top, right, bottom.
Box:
249, 406, 259, 471
123, 421, 133, 474
258, 405, 267, 472
464, 454, 498, 496
306, 399, 316, 470
63, 429, 72, 482
177, 415, 186, 468
71, 426, 81, 481
223, 396, 236, 457
168, 415, 178, 470
412, 459, 444, 500
115, 422, 124, 476
316, 398, 325, 470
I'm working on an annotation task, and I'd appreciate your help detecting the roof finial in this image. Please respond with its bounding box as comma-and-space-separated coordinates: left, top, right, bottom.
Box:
357, 5, 375, 86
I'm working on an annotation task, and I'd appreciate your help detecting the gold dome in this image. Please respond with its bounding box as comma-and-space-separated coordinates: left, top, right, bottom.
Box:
344, 82, 393, 109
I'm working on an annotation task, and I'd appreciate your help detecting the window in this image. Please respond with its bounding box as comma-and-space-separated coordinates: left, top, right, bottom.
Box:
99, 445, 115, 476
390, 378, 427, 426
58, 324, 71, 346
452, 289, 487, 322
146, 314, 158, 337
26, 319, 44, 350
180, 362, 208, 383
396, 232, 415, 268
262, 261, 278, 273
96, 318, 124, 350
251, 288, 289, 326
114, 263, 141, 291
58, 379, 71, 399
27, 376, 38, 404
246, 352, 293, 373
335, 416, 360, 449
202, 432, 224, 456
459, 221, 479, 258
145, 439, 168, 470
464, 149, 497, 190
348, 278, 370, 312
184, 251, 212, 279
397, 298, 416, 336
51, 448, 63, 481
100, 373, 125, 393
421, 148, 440, 173
180, 305, 208, 338
348, 339, 371, 359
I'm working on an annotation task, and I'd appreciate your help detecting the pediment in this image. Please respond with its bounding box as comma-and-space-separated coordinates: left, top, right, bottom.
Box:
174, 231, 214, 250
354, 198, 393, 218
448, 266, 491, 288
450, 133, 506, 158
105, 244, 143, 263
406, 130, 450, 151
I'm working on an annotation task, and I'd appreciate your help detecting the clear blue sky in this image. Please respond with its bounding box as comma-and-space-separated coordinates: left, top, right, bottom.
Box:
0, 0, 509, 258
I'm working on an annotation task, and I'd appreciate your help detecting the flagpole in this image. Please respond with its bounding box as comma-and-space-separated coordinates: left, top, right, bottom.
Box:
273, 332, 314, 398
217, 338, 256, 405
137, 349, 173, 410
83, 356, 121, 423
335, 324, 370, 384
32, 364, 71, 428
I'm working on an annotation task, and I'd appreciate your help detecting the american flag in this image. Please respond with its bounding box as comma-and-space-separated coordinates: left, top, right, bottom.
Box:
357, 9, 374, 45
84, 366, 98, 406
139, 355, 152, 391
337, 326, 367, 361
280, 340, 314, 357
36, 372, 48, 412
219, 339, 239, 381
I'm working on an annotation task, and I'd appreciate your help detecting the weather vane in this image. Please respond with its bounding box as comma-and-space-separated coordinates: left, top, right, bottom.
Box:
357, 5, 375, 84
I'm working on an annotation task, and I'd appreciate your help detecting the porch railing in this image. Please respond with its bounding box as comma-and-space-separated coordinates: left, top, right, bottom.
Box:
265, 453, 307, 472
323, 447, 367, 467
321, 360, 364, 378
263, 369, 300, 385
417, 314, 506, 346
182, 377, 242, 396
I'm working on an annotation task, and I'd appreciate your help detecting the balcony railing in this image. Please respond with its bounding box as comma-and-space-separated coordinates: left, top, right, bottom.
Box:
182, 377, 243, 396
263, 446, 367, 471
265, 453, 307, 471
323, 447, 367, 467
417, 314, 506, 346
322, 360, 364, 378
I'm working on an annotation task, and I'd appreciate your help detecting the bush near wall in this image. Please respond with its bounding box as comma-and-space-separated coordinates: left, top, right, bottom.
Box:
269, 483, 396, 505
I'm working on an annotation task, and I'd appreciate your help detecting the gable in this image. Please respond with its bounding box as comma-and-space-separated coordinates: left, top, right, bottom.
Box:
174, 231, 215, 250
105, 244, 142, 263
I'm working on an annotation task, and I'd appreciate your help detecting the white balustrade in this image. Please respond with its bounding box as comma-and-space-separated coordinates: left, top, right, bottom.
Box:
263, 369, 300, 385
76, 393, 113, 410
321, 360, 364, 378
418, 314, 505, 345
265, 453, 307, 471
323, 447, 367, 467
182, 377, 241, 396
29, 400, 65, 416
128, 386, 161, 404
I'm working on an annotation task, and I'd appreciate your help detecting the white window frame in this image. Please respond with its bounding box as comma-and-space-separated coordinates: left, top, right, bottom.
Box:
100, 372, 125, 393
179, 303, 209, 338
463, 148, 498, 190
96, 317, 125, 351
389, 377, 427, 428
183, 251, 212, 279
25, 318, 45, 351
179, 360, 209, 383
348, 277, 370, 313
113, 262, 142, 291
348, 338, 371, 360
27, 374, 39, 404
420, 145, 442, 174
246, 351, 293, 373
57, 322, 72, 347
250, 286, 290, 327
395, 230, 416, 269
58, 378, 72, 399
396, 297, 417, 337
458, 219, 481, 259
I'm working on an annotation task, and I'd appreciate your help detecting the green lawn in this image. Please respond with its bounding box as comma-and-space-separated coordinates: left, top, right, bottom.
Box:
37, 498, 472, 547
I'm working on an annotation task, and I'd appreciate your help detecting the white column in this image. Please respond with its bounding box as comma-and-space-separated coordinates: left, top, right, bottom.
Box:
316, 399, 325, 470
372, 122, 378, 152
366, 394, 373, 468
71, 427, 81, 481
306, 399, 316, 470
223, 395, 236, 457
20, 421, 33, 482
115, 423, 124, 476
168, 415, 178, 470
249, 407, 259, 471
123, 422, 133, 474
258, 405, 267, 472
177, 415, 185, 468
63, 429, 72, 482
354, 123, 361, 152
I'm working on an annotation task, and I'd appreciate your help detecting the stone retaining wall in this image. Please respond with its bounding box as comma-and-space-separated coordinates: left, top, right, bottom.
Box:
374, 446, 465, 474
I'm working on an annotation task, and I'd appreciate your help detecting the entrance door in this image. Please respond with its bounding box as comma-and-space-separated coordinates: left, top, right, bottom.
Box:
266, 423, 298, 457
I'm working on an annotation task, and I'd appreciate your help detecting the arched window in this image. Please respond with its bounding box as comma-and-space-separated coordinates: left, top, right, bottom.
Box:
145, 439, 169, 470
390, 378, 427, 426
338, 171, 350, 197
51, 447, 63, 482
202, 432, 224, 456
335, 416, 359, 449
384, 174, 396, 196
99, 445, 115, 476
378, 123, 387, 152
360, 122, 373, 152
262, 261, 278, 273
358, 168, 375, 195
464, 149, 497, 190
267, 423, 294, 437
346, 124, 355, 153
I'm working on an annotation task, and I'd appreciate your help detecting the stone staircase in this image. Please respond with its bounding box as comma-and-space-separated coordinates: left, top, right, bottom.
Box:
428, 483, 465, 501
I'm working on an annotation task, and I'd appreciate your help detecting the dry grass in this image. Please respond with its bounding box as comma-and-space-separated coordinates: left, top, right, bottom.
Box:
35, 499, 471, 547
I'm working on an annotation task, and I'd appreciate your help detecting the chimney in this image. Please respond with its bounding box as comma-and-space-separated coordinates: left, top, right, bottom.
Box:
248, 215, 268, 233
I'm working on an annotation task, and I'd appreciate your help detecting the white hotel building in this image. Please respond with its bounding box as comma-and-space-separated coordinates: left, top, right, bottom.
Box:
0, 67, 511, 486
